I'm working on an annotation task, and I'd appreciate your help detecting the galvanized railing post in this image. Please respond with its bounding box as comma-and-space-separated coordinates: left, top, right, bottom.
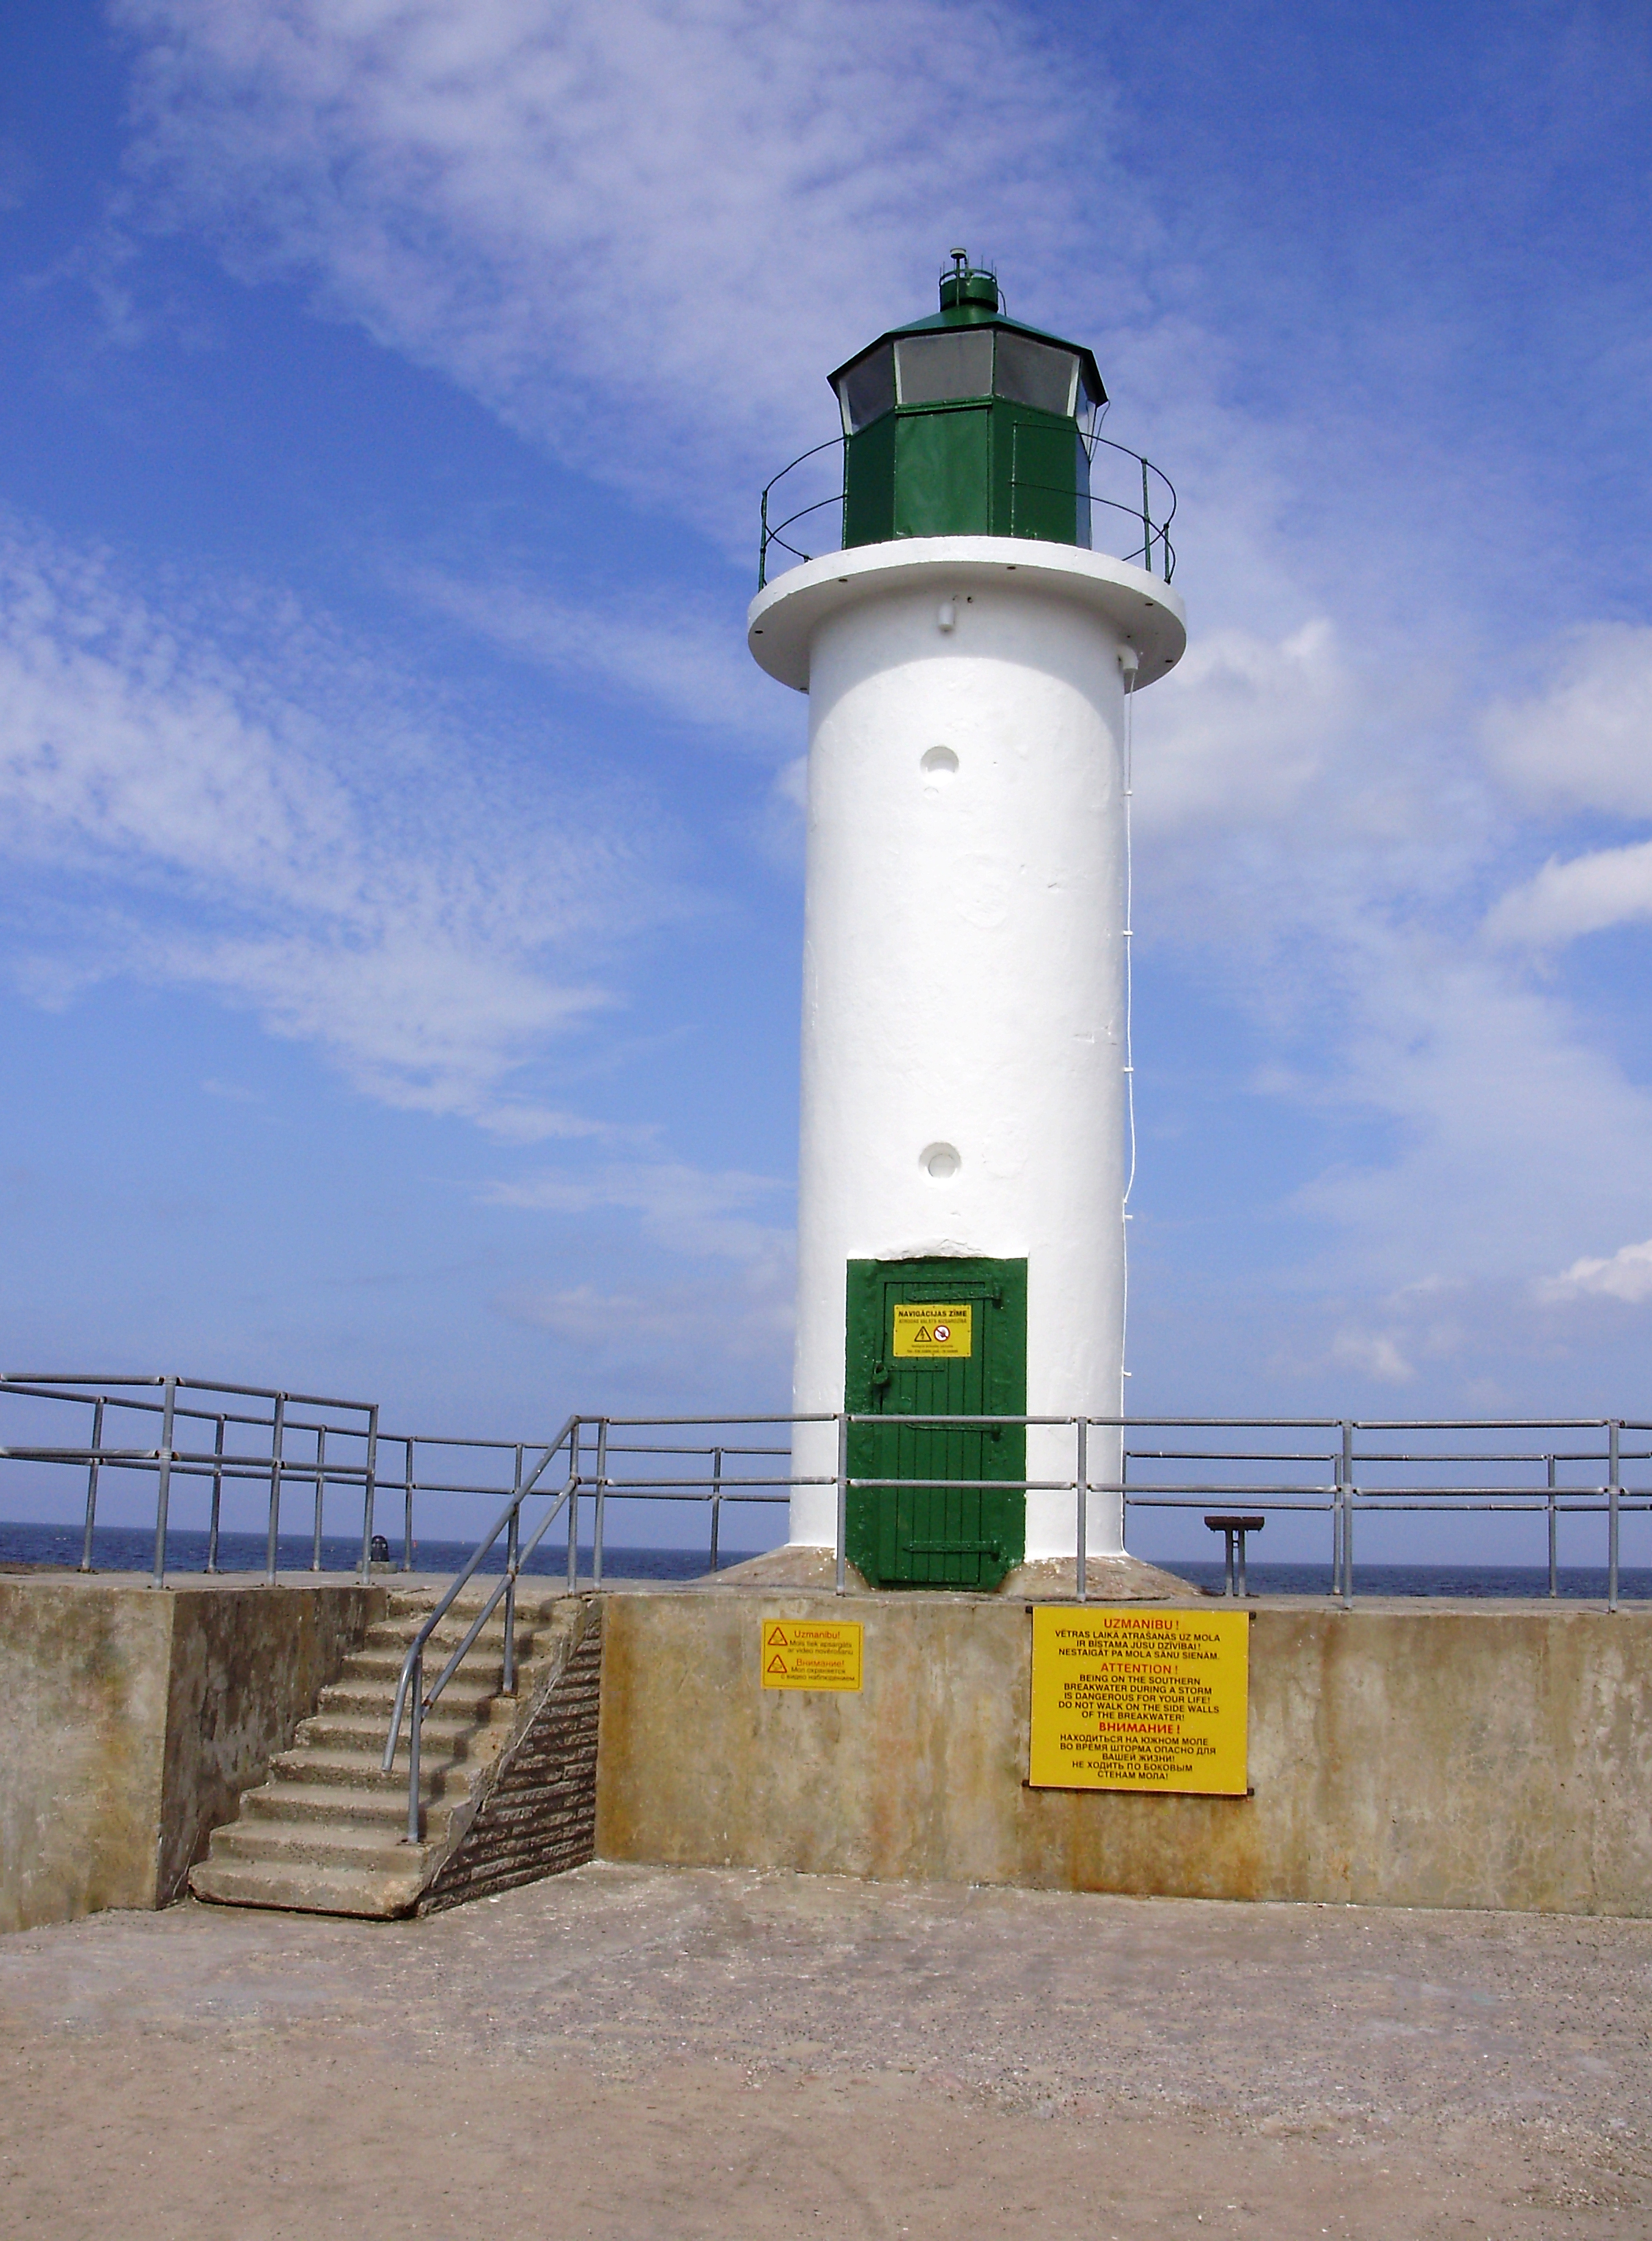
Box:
1329, 1432, 1342, 1597
206, 1416, 225, 1574
1340, 1421, 1354, 1608
1141, 455, 1152, 573
151, 1377, 177, 1587
402, 1434, 414, 1570
593, 1418, 608, 1588
311, 1425, 326, 1571
1608, 1421, 1621, 1613
835, 1413, 849, 1597
79, 1395, 104, 1573
709, 1445, 724, 1572
502, 1446, 521, 1698
1547, 1453, 1559, 1598
406, 1648, 424, 1845
264, 1392, 286, 1585
1075, 1416, 1088, 1603
362, 1403, 379, 1577
567, 1421, 582, 1589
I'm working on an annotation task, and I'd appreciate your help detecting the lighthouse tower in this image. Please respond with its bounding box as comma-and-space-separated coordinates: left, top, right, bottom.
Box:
748, 255, 1185, 1590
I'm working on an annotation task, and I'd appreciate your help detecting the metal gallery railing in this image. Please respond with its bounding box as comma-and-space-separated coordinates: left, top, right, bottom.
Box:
757, 433, 1177, 588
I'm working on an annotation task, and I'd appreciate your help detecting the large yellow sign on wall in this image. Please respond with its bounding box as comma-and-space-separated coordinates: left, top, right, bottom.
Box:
1028, 1606, 1250, 1794
760, 1618, 863, 1691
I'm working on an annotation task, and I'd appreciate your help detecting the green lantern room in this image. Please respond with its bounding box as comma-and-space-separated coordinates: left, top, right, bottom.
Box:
830, 251, 1106, 551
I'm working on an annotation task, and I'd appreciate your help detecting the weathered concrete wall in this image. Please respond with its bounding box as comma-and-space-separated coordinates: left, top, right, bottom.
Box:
0, 1575, 379, 1932
597, 1592, 1652, 1916
1, 1578, 174, 1929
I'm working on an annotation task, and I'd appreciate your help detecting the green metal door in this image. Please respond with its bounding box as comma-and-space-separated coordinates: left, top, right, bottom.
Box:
845, 1257, 1027, 1591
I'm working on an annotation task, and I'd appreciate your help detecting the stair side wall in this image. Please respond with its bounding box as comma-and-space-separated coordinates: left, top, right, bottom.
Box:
420, 1598, 603, 1912
160, 1582, 384, 1905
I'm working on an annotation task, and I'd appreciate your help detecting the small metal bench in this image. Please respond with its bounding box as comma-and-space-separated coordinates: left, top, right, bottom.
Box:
1204, 1513, 1265, 1598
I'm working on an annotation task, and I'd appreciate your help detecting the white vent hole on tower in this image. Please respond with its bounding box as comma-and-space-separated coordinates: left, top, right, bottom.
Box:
921, 1142, 960, 1180
920, 745, 959, 788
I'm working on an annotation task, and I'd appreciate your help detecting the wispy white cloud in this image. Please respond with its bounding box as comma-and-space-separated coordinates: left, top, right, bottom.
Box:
485, 1157, 790, 1265
397, 563, 783, 748
1484, 624, 1652, 817
1537, 1237, 1652, 1307
1330, 1327, 1414, 1383
0, 518, 654, 1131
490, 1155, 796, 1376
1486, 837, 1652, 948
1132, 618, 1347, 834
115, 0, 1145, 547
501, 1269, 792, 1368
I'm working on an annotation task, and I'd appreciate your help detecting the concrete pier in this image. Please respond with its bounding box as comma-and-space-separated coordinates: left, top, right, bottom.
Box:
6, 1570, 1652, 1929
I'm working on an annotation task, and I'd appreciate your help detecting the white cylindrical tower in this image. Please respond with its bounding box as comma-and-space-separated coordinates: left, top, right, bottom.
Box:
748, 260, 1184, 1589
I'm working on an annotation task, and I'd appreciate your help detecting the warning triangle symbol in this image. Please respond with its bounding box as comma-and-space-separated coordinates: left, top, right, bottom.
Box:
766, 1653, 789, 1676
767, 1625, 789, 1646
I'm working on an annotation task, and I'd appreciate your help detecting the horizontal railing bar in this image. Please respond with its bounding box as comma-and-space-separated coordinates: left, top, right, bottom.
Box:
3, 1374, 374, 1412
1123, 1497, 1336, 1511
590, 1412, 838, 1428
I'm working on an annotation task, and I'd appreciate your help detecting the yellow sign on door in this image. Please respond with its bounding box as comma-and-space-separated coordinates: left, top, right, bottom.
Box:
761, 1618, 863, 1691
891, 1302, 973, 1358
1028, 1605, 1249, 1794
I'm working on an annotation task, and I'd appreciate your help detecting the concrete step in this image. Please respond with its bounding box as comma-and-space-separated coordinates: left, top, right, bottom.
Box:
190, 1854, 429, 1919
319, 1673, 503, 1719
267, 1746, 461, 1793
296, 1708, 475, 1754
214, 1817, 444, 1872
243, 1780, 417, 1829
343, 1646, 509, 1688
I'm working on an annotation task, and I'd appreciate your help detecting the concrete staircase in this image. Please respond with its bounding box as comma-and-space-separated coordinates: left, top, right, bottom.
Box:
190, 1585, 601, 1919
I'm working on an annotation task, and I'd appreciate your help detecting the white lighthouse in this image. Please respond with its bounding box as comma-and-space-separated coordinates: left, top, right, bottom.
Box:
748, 255, 1184, 1590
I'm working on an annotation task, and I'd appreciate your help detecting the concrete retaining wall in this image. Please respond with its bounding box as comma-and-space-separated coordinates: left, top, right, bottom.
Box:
0, 1574, 380, 1931
596, 1591, 1652, 1916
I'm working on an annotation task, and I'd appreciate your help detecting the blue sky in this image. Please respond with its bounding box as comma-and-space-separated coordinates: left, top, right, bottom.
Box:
3, 0, 1651, 1553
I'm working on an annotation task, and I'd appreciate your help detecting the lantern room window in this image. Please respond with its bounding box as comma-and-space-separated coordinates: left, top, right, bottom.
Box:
993, 332, 1081, 416
894, 330, 994, 405
834, 343, 895, 435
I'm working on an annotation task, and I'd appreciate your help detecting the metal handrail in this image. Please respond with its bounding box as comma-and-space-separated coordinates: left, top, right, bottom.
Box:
379, 1418, 577, 1842
757, 432, 1178, 588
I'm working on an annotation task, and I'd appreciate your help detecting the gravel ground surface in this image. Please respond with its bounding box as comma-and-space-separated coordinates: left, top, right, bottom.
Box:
3, 1863, 1651, 2237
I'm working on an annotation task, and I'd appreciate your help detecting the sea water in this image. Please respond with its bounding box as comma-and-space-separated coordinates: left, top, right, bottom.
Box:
1, 1519, 1647, 1598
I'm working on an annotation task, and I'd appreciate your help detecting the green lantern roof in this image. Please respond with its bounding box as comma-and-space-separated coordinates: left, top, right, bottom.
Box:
827, 253, 1106, 439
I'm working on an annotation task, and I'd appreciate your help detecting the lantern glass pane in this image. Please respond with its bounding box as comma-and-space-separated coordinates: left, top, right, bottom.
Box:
894, 330, 994, 405
994, 333, 1079, 416
836, 344, 895, 434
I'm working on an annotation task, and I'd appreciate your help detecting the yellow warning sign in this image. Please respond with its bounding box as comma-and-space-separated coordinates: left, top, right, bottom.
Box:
760, 1618, 863, 1691
1028, 1605, 1249, 1795
891, 1302, 973, 1359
